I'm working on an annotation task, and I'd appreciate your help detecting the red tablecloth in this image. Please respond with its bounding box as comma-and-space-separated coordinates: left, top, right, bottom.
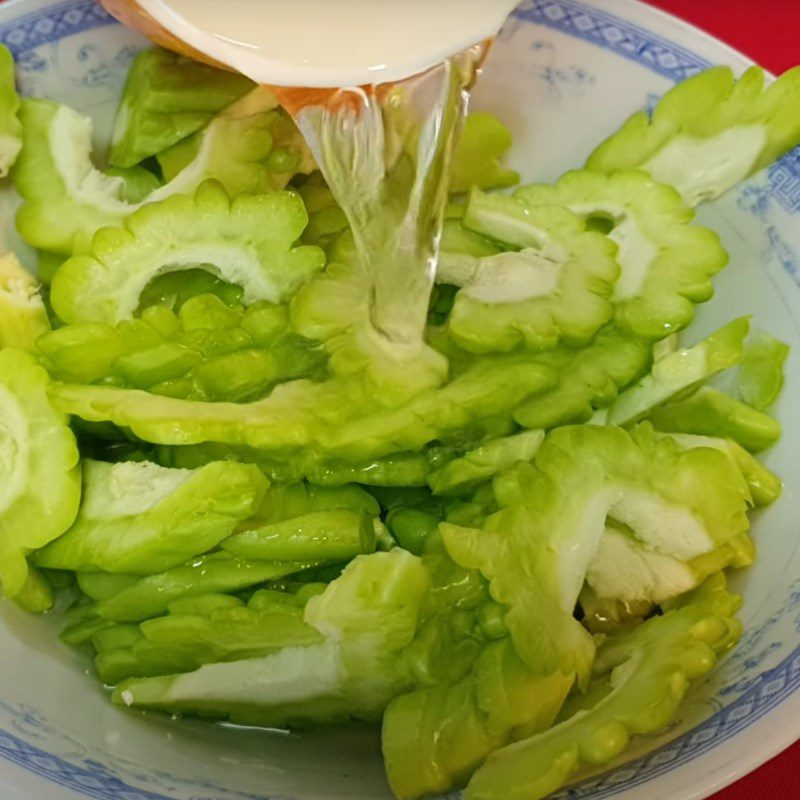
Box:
645, 4, 799, 796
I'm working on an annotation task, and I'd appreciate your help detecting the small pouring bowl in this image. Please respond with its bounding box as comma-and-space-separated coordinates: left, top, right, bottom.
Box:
99, 0, 504, 112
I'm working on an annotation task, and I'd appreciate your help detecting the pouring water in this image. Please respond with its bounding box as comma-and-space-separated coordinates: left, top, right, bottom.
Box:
101, 0, 518, 357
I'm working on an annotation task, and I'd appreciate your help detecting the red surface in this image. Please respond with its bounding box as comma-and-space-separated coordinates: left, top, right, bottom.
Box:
645, 4, 800, 796
0, 0, 794, 797
649, 0, 800, 75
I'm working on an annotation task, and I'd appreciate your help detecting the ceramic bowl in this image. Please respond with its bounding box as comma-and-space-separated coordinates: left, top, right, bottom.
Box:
1, 1, 798, 798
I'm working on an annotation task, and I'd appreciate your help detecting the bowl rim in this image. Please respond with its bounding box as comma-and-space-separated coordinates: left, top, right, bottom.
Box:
0, 0, 798, 798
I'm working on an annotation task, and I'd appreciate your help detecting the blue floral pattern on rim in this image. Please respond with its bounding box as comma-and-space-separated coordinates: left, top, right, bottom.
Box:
0, 0, 798, 798
512, 0, 710, 80
0, 0, 113, 56
738, 181, 800, 286
769, 147, 800, 213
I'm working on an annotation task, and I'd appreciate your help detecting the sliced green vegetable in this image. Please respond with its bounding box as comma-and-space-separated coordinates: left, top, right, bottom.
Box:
586, 522, 753, 607
51, 180, 324, 324
653, 332, 680, 362
291, 245, 448, 400
295, 172, 349, 249
428, 430, 544, 495
578, 585, 653, 635
90, 623, 143, 651
36, 459, 268, 574
0, 252, 50, 349
464, 576, 742, 800
415, 528, 488, 637
737, 329, 789, 410
96, 604, 322, 685
13, 566, 54, 613
154, 441, 296, 482
246, 584, 326, 611
37, 250, 63, 284
140, 269, 244, 313
515, 169, 728, 338
38, 291, 323, 400
109, 46, 256, 168
13, 89, 302, 254
513, 326, 652, 429
383, 639, 572, 800
385, 508, 440, 555
0, 44, 22, 176
222, 509, 376, 561
48, 351, 555, 460
157, 96, 314, 187
61, 616, 116, 646
48, 377, 323, 450
446, 190, 618, 352
115, 343, 202, 388
647, 385, 781, 452
373, 517, 397, 551
77, 571, 138, 601
323, 355, 556, 462
0, 349, 81, 597
306, 452, 430, 487
168, 593, 245, 616
191, 341, 324, 403
14, 97, 124, 254
254, 482, 380, 524
36, 323, 125, 384
94, 553, 316, 622
449, 112, 520, 193
606, 317, 749, 426
382, 522, 570, 799
665, 431, 782, 508
586, 66, 800, 206
441, 424, 750, 687
113, 550, 430, 726
105, 165, 162, 203
437, 216, 503, 288
155, 135, 200, 182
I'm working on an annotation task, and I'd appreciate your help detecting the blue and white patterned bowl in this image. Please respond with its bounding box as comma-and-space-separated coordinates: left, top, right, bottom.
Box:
1, 1, 799, 798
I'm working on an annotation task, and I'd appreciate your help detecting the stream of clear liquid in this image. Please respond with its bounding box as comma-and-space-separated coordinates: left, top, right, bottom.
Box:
290, 45, 487, 351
